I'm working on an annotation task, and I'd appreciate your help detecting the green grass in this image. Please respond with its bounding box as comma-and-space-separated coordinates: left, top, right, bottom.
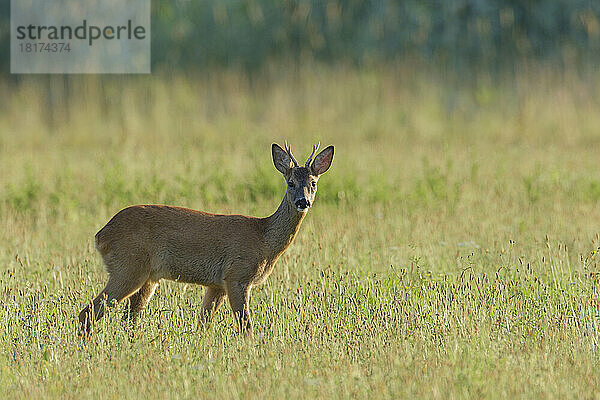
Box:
2, 65, 600, 398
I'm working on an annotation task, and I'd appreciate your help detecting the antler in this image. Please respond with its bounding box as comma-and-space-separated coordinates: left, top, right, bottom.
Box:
284, 140, 299, 167
305, 142, 320, 167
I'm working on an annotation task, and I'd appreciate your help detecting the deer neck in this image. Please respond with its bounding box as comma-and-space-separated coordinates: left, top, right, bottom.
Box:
263, 196, 306, 260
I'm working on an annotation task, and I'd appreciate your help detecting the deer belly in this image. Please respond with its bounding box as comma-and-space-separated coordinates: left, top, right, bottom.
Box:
151, 248, 226, 287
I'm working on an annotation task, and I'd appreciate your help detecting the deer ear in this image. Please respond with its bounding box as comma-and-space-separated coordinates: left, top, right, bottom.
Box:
272, 143, 292, 174
311, 145, 334, 176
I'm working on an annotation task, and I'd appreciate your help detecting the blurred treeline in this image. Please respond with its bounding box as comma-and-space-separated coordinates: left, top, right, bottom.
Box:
1, 0, 600, 73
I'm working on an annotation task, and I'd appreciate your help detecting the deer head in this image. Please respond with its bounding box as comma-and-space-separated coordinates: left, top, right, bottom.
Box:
272, 141, 334, 212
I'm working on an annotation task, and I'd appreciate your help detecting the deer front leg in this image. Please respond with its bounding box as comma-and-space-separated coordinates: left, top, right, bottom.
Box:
200, 287, 226, 326
225, 281, 253, 336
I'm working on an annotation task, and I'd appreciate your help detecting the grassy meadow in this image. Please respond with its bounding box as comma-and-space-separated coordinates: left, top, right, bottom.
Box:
2, 65, 600, 398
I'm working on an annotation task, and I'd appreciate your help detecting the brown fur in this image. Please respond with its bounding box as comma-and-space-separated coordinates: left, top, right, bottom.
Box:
79, 142, 334, 336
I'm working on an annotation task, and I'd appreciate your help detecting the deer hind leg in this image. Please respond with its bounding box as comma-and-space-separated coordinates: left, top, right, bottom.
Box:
225, 281, 253, 336
199, 287, 226, 327
123, 279, 159, 324
79, 271, 149, 334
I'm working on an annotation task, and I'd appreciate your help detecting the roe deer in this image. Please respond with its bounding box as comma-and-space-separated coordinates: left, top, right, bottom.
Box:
79, 142, 334, 336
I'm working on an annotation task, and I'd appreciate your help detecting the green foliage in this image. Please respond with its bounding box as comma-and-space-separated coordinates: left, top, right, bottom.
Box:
1, 1, 600, 72
410, 160, 461, 212
583, 179, 600, 203
114, 1, 600, 69
317, 171, 361, 205
244, 162, 280, 202
3, 168, 41, 212
522, 169, 542, 205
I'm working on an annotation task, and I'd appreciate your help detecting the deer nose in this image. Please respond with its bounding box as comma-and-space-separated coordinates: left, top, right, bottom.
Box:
295, 198, 310, 209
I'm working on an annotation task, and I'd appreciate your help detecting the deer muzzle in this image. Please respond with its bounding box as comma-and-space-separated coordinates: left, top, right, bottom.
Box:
295, 198, 311, 211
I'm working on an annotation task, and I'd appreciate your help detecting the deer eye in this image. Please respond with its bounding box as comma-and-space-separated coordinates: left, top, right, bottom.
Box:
311, 181, 317, 188
288, 180, 294, 188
